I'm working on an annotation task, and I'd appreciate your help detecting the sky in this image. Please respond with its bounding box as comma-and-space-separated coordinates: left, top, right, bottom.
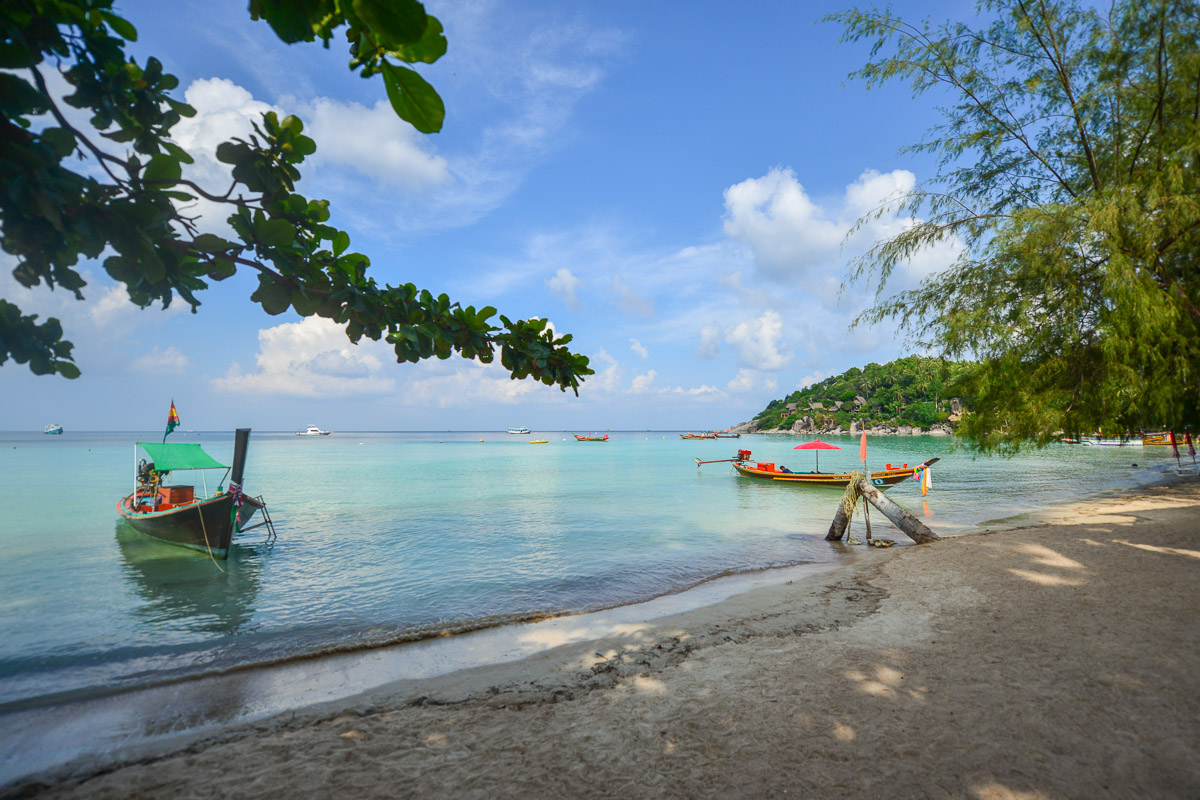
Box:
2, 0, 974, 432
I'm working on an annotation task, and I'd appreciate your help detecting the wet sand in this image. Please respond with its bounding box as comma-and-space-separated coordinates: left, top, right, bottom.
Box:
6, 479, 1200, 799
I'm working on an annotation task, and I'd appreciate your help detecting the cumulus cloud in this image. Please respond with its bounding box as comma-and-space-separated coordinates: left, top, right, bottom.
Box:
725, 311, 790, 371
214, 317, 396, 397
293, 96, 448, 189
546, 267, 583, 308
721, 166, 956, 300
131, 346, 192, 374
629, 339, 648, 359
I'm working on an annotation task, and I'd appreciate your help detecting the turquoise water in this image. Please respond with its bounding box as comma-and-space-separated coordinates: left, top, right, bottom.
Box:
0, 430, 1178, 708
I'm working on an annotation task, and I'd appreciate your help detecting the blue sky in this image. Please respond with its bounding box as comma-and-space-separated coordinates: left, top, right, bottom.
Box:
2, 0, 972, 432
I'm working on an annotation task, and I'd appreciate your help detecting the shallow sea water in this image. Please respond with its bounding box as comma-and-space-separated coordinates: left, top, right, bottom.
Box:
0, 429, 1176, 707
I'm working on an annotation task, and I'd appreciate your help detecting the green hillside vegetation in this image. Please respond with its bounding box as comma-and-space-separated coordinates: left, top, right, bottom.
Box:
755, 356, 975, 432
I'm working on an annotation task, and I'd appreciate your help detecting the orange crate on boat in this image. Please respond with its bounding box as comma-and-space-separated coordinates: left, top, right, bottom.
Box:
756, 462, 775, 472
159, 485, 195, 504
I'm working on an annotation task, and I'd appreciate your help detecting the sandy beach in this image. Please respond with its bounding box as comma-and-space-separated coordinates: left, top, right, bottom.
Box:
7, 477, 1199, 799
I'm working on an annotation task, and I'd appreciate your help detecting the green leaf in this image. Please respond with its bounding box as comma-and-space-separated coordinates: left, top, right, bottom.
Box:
381, 62, 444, 134
251, 276, 292, 315
144, 153, 182, 184
256, 218, 295, 248
390, 15, 447, 64
352, 0, 427, 46
56, 361, 81, 379
40, 127, 76, 158
99, 10, 138, 41
163, 140, 195, 165
332, 230, 350, 256
192, 233, 236, 252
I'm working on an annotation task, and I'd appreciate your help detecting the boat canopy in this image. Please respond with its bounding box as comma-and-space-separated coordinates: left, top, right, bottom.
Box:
136, 442, 227, 471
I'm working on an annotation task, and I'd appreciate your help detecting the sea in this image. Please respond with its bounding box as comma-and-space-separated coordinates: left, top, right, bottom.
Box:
0, 430, 1181, 711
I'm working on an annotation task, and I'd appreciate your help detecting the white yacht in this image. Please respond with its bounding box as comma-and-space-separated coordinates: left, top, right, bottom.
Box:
296, 424, 332, 436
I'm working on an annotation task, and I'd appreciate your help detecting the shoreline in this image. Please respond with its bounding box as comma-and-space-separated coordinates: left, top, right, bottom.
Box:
5, 471, 1199, 797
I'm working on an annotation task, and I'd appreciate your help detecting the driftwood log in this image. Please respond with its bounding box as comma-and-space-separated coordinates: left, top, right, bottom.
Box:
826, 475, 938, 545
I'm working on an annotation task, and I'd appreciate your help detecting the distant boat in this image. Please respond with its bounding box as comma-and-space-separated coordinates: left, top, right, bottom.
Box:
573, 433, 609, 441
507, 427, 531, 435
1063, 435, 1142, 447
529, 439, 549, 444
295, 424, 331, 436
679, 432, 717, 439
714, 431, 740, 438
117, 429, 272, 558
43, 424, 63, 435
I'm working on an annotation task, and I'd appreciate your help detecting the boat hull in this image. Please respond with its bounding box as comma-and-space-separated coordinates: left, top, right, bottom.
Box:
732, 458, 939, 489
117, 493, 258, 558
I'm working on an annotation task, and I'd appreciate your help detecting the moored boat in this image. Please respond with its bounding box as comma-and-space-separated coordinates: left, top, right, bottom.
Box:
732, 457, 941, 489
43, 424, 63, 434
574, 433, 609, 441
680, 432, 717, 439
296, 424, 331, 436
506, 427, 531, 435
117, 429, 272, 558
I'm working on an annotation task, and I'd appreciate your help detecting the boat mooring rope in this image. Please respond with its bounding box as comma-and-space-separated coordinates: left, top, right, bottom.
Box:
198, 499, 227, 573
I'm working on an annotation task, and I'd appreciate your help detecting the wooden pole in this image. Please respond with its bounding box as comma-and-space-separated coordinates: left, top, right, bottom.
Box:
856, 478, 938, 544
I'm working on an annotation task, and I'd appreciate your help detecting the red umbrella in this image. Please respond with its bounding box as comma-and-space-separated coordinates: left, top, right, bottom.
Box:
794, 439, 841, 472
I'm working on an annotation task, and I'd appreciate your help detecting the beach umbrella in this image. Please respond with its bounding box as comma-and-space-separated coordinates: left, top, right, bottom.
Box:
1170, 430, 1180, 467
794, 439, 841, 472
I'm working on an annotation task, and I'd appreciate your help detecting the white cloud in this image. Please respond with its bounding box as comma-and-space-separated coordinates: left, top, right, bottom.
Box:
294, 96, 449, 189
629, 338, 648, 359
726, 369, 777, 394
797, 371, 829, 389
131, 346, 192, 374
696, 322, 723, 359
611, 275, 655, 318
631, 370, 657, 393
213, 317, 396, 397
546, 267, 583, 308
722, 167, 843, 280
584, 349, 622, 394
721, 166, 956, 301
725, 311, 790, 371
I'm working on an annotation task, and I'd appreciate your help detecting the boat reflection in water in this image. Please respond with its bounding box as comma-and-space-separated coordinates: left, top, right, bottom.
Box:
115, 520, 264, 636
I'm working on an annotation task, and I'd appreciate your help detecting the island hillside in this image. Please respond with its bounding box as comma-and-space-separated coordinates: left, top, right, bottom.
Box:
735, 356, 974, 436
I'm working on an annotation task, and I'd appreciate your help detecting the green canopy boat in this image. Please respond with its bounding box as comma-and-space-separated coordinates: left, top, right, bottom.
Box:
117, 429, 273, 558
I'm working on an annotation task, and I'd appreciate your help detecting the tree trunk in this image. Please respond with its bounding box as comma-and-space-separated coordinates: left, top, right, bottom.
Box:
826, 500, 852, 541
857, 478, 938, 544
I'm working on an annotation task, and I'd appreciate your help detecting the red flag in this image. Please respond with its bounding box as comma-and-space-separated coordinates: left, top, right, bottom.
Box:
859, 431, 867, 464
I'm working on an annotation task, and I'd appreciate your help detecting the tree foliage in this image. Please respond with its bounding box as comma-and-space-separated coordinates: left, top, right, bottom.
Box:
830, 0, 1199, 449
0, 0, 591, 392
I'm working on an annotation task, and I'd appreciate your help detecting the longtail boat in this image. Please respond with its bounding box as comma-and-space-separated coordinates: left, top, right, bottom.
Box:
732, 457, 940, 489
573, 433, 609, 441
680, 432, 717, 439
117, 429, 273, 558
